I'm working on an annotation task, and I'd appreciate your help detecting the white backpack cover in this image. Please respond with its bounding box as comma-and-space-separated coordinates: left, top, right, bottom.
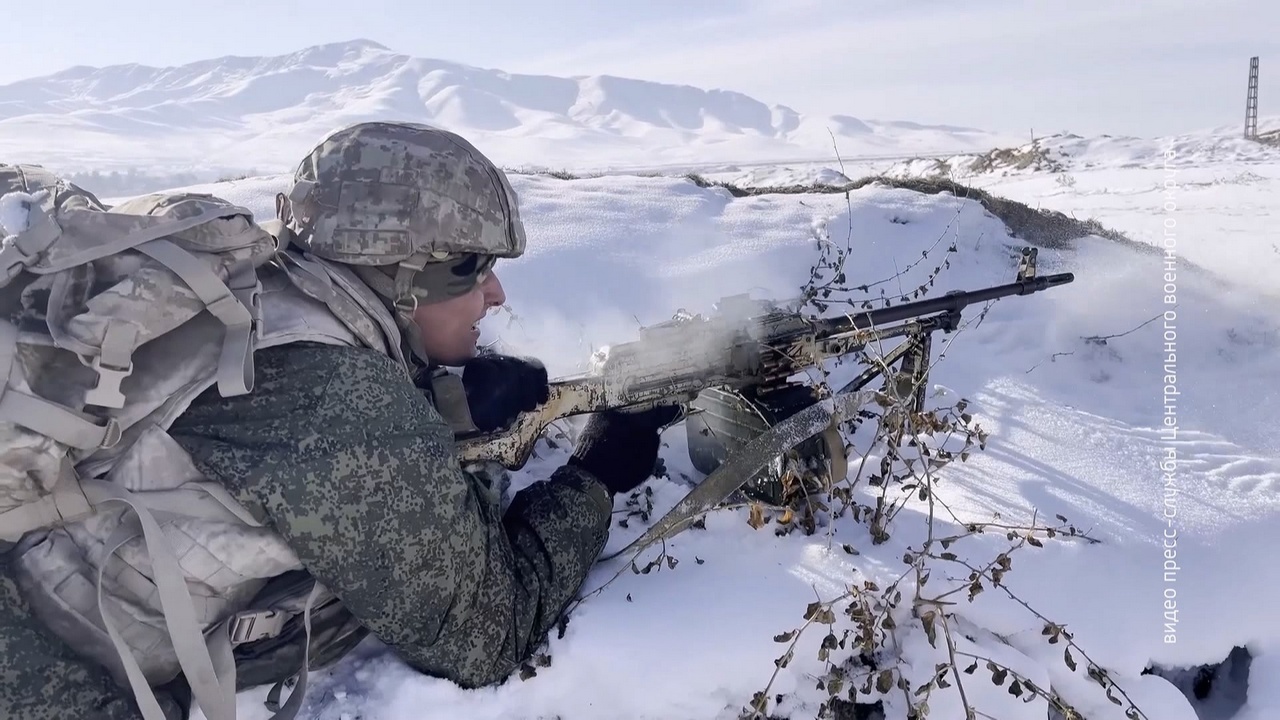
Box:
0, 164, 332, 720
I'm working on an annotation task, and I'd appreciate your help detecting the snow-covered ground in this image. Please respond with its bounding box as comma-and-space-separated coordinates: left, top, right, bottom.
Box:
695, 143, 1280, 302
951, 164, 1280, 304
9, 36, 1280, 720
148, 160, 1280, 720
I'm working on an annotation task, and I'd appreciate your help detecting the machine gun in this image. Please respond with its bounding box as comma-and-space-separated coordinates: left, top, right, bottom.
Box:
455, 248, 1073, 557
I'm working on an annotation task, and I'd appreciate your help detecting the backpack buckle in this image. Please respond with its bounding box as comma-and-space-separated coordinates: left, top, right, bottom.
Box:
228, 609, 288, 646
83, 356, 134, 410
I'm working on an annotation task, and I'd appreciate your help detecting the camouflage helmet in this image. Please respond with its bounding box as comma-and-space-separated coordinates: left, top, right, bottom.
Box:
0, 163, 106, 213
282, 121, 526, 268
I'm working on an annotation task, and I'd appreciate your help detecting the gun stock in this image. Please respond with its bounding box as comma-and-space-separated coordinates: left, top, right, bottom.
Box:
455, 376, 608, 469
454, 372, 704, 470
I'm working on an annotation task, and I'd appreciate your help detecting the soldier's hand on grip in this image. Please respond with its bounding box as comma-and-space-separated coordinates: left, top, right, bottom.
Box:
567, 404, 682, 495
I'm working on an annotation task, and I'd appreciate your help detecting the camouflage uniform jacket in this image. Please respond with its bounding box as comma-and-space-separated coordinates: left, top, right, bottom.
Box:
166, 340, 614, 689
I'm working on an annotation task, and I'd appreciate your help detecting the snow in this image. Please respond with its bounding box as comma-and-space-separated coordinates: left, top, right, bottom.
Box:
883, 125, 1280, 178
163, 154, 1280, 720
935, 163, 1280, 304
0, 39, 1015, 189
0, 190, 40, 236
10, 37, 1280, 720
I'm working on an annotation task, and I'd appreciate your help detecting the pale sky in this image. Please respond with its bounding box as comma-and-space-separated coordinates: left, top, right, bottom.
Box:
3, 0, 1275, 138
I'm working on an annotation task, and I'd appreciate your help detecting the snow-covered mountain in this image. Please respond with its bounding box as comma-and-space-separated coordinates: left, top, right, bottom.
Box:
0, 38, 1014, 191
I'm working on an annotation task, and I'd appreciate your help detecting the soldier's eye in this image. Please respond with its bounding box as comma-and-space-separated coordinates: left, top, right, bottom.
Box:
451, 254, 478, 277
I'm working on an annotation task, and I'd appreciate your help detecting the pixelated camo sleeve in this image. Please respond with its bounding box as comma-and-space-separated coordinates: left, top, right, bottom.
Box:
169, 343, 613, 688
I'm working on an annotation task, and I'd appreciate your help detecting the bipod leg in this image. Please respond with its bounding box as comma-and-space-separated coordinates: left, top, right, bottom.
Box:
873, 331, 931, 480
898, 330, 931, 416
836, 339, 914, 396
601, 389, 880, 562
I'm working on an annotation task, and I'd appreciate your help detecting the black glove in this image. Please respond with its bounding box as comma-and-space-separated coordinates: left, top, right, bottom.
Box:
567, 403, 683, 495
460, 354, 550, 433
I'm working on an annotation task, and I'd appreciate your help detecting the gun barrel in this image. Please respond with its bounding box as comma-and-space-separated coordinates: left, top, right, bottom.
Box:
814, 272, 1075, 334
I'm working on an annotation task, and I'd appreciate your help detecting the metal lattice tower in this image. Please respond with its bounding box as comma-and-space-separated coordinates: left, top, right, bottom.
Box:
1245, 56, 1259, 139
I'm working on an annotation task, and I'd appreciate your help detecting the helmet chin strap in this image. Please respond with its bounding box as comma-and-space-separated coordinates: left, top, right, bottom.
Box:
348, 263, 432, 366
350, 253, 492, 369
394, 253, 433, 368
392, 294, 435, 368
391, 292, 481, 434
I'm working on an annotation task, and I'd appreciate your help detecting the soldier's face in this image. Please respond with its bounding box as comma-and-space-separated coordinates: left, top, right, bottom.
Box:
412, 270, 507, 366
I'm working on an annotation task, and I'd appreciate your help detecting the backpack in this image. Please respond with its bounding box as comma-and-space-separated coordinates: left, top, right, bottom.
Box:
0, 164, 323, 720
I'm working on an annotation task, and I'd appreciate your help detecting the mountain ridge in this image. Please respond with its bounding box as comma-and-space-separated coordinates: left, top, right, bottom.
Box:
0, 39, 1011, 184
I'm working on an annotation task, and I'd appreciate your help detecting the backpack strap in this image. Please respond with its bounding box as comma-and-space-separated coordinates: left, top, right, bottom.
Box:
87, 479, 241, 720
5, 199, 265, 410
83, 477, 321, 720
0, 458, 94, 542
133, 238, 262, 400
0, 319, 123, 451
0, 319, 118, 543
217, 583, 325, 720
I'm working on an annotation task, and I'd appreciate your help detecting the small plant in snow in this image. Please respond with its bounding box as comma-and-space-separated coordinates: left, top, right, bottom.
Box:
727, 210, 1146, 720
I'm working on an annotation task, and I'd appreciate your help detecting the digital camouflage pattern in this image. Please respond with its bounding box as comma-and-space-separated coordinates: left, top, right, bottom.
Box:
0, 133, 568, 717
286, 121, 527, 266
0, 555, 189, 720
50, 191, 274, 356
167, 341, 614, 688
0, 168, 276, 552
